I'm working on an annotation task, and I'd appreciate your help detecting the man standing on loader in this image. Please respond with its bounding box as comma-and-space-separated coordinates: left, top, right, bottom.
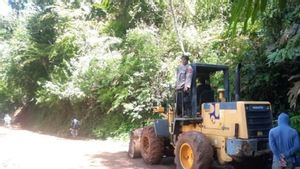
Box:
175, 54, 193, 117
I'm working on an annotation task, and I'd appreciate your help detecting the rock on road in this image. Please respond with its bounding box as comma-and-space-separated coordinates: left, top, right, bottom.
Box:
0, 127, 175, 169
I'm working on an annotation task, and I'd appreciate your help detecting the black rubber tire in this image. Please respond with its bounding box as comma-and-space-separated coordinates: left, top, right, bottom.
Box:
175, 131, 213, 169
128, 129, 142, 158
140, 126, 164, 164
164, 139, 175, 157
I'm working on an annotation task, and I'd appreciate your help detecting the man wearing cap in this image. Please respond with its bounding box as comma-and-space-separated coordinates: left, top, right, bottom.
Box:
175, 54, 193, 117
269, 112, 300, 169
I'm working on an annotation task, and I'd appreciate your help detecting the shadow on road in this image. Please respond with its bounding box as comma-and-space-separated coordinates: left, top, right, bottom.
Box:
90, 151, 175, 169
89, 151, 272, 169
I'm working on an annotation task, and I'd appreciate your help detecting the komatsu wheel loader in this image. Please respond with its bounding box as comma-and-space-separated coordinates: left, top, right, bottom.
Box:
128, 63, 273, 169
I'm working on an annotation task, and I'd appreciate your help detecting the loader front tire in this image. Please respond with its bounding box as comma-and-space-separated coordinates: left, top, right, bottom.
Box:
140, 126, 164, 164
175, 131, 213, 169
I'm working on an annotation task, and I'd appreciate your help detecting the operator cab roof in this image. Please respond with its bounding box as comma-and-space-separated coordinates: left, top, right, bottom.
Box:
190, 63, 228, 74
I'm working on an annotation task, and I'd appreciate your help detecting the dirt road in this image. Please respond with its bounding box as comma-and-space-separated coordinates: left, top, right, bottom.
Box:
0, 127, 175, 169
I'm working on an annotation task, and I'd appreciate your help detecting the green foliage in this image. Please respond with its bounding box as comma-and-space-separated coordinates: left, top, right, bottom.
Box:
291, 115, 300, 133
81, 25, 165, 120
288, 75, 300, 108
8, 0, 28, 12
33, 0, 55, 7
267, 25, 300, 64
3, 7, 72, 102
228, 0, 293, 34
27, 9, 59, 44
0, 80, 17, 113
195, 0, 229, 26
91, 112, 141, 139
0, 17, 15, 39
100, 0, 166, 37
226, 0, 300, 112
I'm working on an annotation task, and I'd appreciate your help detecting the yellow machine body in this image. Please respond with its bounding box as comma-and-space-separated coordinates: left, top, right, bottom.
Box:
132, 64, 272, 168
162, 101, 272, 164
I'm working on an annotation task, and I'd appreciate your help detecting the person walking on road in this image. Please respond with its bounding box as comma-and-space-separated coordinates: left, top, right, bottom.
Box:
4, 114, 11, 128
269, 112, 300, 169
70, 118, 80, 137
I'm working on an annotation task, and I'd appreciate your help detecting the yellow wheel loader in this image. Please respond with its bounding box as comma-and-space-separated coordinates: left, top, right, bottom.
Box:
128, 63, 273, 169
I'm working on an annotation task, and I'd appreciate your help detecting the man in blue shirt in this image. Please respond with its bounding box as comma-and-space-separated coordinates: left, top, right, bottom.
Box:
269, 112, 300, 169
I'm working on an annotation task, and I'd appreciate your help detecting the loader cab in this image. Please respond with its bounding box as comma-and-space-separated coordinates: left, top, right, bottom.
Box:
190, 63, 230, 117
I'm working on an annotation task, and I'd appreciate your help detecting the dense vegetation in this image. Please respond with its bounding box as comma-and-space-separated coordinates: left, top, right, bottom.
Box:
0, 0, 299, 138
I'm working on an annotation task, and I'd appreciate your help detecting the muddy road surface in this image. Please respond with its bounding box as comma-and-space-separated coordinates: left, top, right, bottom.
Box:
0, 127, 175, 169
0, 127, 271, 169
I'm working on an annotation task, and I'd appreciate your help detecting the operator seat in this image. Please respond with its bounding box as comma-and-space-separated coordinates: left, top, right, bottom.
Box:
199, 89, 215, 104
197, 86, 215, 112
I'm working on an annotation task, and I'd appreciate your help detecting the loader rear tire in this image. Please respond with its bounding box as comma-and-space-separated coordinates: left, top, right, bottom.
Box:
175, 131, 213, 169
140, 126, 164, 164
128, 128, 142, 158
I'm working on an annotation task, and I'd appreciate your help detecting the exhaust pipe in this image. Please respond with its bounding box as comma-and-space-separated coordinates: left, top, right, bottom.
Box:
235, 63, 241, 101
